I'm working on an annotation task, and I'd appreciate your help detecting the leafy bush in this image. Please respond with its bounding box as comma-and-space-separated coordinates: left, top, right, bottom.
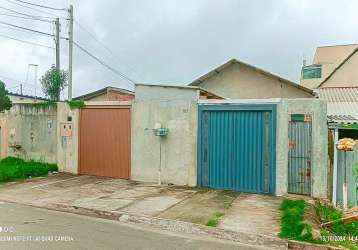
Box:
0, 80, 12, 112
0, 157, 57, 183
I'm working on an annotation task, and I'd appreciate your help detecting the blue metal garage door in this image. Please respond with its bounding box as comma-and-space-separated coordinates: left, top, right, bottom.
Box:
198, 104, 276, 194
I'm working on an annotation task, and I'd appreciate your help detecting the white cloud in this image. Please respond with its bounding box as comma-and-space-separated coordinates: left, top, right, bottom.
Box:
0, 0, 357, 97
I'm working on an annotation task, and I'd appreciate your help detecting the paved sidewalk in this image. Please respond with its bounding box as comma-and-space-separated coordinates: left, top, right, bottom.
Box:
0, 173, 196, 217
0, 202, 264, 250
0, 174, 287, 249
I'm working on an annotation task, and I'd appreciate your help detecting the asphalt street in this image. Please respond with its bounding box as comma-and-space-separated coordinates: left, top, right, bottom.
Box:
0, 202, 266, 250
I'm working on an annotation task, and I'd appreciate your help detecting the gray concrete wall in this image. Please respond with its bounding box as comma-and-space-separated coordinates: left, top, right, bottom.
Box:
136, 84, 199, 101
0, 104, 57, 163
276, 99, 328, 198
131, 85, 198, 186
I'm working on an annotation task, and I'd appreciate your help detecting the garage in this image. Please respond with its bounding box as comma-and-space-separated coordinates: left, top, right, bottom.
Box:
197, 104, 277, 194
79, 105, 131, 179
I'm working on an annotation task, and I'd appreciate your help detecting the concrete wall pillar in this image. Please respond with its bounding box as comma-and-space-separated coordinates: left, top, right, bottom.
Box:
57, 102, 79, 174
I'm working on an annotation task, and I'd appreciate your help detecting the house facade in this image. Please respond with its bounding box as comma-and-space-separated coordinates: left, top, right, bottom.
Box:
301, 44, 358, 207
189, 59, 314, 99
8, 92, 48, 103
300, 44, 358, 90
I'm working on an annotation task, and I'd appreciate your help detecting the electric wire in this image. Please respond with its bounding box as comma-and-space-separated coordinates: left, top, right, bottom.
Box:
74, 19, 118, 59
74, 19, 136, 75
0, 20, 54, 37
0, 20, 68, 39
73, 41, 136, 87
11, 0, 68, 11
0, 12, 53, 23
3, 0, 59, 17
0, 6, 54, 19
0, 33, 55, 49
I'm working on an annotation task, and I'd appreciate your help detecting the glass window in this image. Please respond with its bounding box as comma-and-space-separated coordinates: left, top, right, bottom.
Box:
302, 65, 322, 79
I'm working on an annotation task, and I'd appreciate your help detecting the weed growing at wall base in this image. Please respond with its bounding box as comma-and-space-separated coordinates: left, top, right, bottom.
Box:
0, 157, 57, 183
279, 198, 321, 244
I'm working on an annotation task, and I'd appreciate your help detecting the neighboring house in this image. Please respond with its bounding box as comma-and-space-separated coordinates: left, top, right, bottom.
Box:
300, 44, 358, 90
301, 44, 358, 138
73, 86, 134, 101
8, 92, 48, 103
189, 58, 314, 99
302, 44, 358, 207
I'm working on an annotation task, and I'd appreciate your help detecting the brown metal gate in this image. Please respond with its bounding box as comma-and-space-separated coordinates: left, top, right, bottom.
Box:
79, 105, 131, 179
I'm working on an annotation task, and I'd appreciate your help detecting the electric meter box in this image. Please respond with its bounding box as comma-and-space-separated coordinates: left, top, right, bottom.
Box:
153, 128, 169, 137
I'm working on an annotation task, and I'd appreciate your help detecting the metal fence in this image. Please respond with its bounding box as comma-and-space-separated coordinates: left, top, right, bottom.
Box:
336, 147, 358, 208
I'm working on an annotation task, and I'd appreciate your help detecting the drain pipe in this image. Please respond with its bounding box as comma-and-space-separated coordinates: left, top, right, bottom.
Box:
158, 139, 162, 185
153, 123, 169, 185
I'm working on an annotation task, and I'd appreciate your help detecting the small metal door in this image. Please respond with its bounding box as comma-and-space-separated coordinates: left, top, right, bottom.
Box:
288, 114, 312, 195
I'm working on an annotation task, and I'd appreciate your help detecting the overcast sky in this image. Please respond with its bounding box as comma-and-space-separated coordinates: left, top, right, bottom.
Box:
0, 0, 357, 98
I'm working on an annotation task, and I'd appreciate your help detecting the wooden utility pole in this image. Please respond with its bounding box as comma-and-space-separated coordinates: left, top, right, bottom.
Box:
55, 17, 60, 70
68, 5, 73, 101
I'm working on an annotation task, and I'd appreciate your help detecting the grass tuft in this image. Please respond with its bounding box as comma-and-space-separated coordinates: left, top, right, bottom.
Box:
206, 219, 219, 227
279, 198, 320, 243
206, 211, 225, 227
213, 211, 225, 218
316, 202, 358, 249
0, 157, 58, 183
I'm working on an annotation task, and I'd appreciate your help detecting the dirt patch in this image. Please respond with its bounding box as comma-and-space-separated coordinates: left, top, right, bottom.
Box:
158, 189, 239, 225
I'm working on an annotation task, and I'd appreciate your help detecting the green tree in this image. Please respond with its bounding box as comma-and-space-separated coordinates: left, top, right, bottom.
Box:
40, 65, 68, 101
0, 80, 12, 112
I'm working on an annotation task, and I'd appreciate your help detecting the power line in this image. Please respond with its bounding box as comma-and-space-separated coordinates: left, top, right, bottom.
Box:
74, 19, 137, 76
0, 33, 55, 49
74, 20, 115, 58
0, 20, 54, 36
0, 6, 54, 20
11, 0, 67, 11
0, 12, 53, 23
2, 0, 58, 17
0, 20, 68, 39
73, 41, 136, 87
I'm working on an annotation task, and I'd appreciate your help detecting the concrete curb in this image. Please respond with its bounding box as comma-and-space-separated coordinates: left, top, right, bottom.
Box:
1, 200, 345, 250
44, 203, 287, 249
288, 240, 344, 250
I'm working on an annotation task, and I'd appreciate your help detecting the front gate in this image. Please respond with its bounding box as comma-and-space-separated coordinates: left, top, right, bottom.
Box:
79, 105, 131, 179
288, 114, 312, 195
198, 104, 277, 194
